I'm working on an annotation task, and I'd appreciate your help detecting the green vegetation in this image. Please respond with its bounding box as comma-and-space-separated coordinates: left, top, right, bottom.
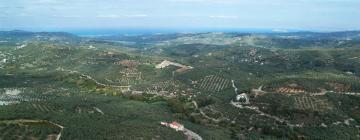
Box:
0, 31, 360, 139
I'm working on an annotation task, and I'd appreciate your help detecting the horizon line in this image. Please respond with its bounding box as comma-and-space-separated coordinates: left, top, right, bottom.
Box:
1, 28, 360, 36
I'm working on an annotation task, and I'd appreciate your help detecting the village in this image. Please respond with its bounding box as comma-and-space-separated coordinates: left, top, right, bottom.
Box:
0, 50, 12, 69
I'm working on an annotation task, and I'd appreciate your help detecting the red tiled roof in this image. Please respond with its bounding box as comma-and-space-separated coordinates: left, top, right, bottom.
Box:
171, 121, 182, 127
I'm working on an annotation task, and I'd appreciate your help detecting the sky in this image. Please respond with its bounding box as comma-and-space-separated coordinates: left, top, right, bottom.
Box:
1, 0, 360, 32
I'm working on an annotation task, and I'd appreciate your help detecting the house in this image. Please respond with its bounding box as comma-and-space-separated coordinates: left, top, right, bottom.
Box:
160, 121, 185, 131
236, 93, 250, 104
169, 121, 184, 131
99, 51, 115, 57
118, 86, 131, 92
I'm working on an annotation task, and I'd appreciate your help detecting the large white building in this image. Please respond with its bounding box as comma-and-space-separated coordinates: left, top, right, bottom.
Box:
236, 93, 250, 104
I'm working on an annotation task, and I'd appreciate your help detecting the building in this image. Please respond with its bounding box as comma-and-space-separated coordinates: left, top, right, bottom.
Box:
160, 121, 185, 131
169, 121, 184, 131
236, 93, 250, 104
118, 86, 131, 92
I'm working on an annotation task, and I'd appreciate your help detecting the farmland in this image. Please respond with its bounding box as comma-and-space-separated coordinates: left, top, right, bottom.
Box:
194, 75, 231, 92
0, 120, 62, 140
293, 96, 333, 111
1, 31, 360, 139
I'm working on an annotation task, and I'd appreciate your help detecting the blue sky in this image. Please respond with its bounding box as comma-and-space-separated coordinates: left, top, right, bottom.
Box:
1, 0, 360, 32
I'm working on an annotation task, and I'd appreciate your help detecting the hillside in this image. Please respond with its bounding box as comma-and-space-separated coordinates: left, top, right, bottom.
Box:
0, 31, 360, 140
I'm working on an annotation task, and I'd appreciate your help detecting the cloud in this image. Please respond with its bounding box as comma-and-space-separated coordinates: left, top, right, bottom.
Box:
51, 15, 83, 18
272, 29, 289, 33
0, 6, 25, 9
167, 0, 203, 1
209, 15, 239, 19
97, 14, 148, 18
167, 0, 241, 4
97, 14, 120, 18
1, 0, 360, 31
124, 14, 148, 18
168, 0, 234, 2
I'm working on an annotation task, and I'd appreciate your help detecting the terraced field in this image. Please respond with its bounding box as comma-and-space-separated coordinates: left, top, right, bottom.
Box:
195, 75, 231, 92
31, 103, 59, 113
0, 121, 61, 140
294, 96, 333, 111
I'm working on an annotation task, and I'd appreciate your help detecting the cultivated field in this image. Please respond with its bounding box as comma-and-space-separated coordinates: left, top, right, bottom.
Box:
195, 75, 231, 92
294, 96, 333, 111
0, 121, 61, 140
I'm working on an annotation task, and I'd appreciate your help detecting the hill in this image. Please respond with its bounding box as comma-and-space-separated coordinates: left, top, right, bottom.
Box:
0, 30, 359, 139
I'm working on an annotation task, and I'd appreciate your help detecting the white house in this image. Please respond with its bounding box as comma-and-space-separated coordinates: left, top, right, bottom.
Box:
236, 93, 250, 104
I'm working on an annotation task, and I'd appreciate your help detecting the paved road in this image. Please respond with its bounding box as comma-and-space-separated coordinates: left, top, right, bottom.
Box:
183, 128, 203, 140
